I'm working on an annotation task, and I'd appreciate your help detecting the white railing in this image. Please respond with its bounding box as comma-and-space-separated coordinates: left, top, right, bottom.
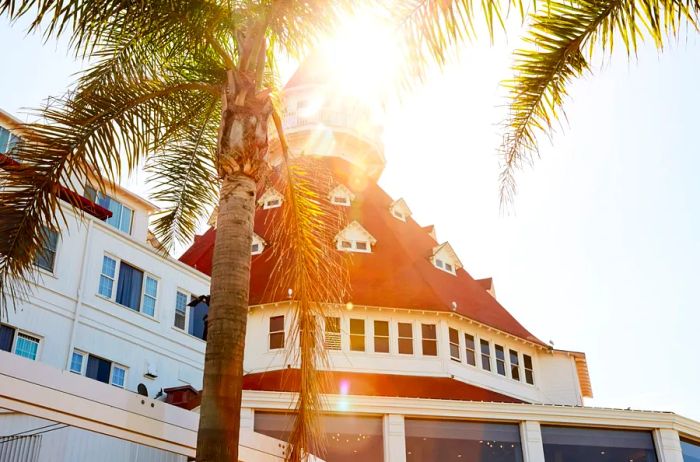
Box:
281, 109, 383, 149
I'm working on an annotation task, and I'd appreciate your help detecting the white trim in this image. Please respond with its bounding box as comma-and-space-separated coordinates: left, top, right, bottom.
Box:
258, 188, 284, 210
11, 329, 42, 361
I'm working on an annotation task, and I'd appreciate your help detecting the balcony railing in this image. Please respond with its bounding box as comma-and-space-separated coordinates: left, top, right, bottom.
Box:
281, 109, 383, 150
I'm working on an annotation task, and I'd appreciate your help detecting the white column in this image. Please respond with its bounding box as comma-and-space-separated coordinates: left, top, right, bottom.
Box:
240, 407, 254, 431
520, 421, 546, 462
654, 428, 684, 462
383, 414, 406, 462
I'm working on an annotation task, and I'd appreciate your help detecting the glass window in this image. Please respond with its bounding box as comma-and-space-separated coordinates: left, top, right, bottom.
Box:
142, 276, 158, 316
115, 262, 144, 311
405, 419, 523, 462
509, 349, 521, 381
341, 240, 352, 249
355, 241, 368, 251
681, 438, 700, 462
541, 426, 658, 462
0, 127, 9, 153
269, 315, 285, 350
445, 262, 453, 272
449, 328, 460, 361
86, 355, 112, 384
374, 320, 389, 353
70, 351, 85, 374
350, 318, 365, 352
325, 317, 341, 350
435, 259, 444, 268
398, 322, 413, 354
255, 412, 384, 461
111, 365, 126, 388
0, 324, 15, 352
85, 186, 133, 234
14, 333, 39, 360
99, 256, 117, 298
495, 344, 506, 376
35, 226, 58, 272
523, 354, 534, 384
174, 291, 188, 330
480, 339, 492, 371
251, 242, 261, 254
421, 324, 437, 356
464, 333, 476, 366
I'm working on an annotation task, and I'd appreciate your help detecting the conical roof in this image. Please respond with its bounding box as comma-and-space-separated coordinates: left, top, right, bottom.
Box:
179, 157, 545, 346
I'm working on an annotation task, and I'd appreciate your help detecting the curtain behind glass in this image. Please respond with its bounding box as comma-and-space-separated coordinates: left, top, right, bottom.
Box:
116, 263, 143, 311
0, 325, 15, 352
86, 355, 111, 383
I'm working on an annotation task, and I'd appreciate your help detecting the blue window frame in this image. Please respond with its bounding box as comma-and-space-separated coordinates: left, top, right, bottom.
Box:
99, 255, 157, 316
14, 333, 39, 360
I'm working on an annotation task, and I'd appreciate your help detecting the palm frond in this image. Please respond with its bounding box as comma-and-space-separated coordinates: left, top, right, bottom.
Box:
146, 100, 220, 251
500, 0, 699, 204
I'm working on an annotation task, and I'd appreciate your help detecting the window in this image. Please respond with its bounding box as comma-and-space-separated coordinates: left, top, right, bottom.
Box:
325, 317, 341, 350
14, 333, 40, 360
35, 226, 58, 272
251, 243, 261, 254
405, 419, 523, 461
85, 186, 133, 234
265, 198, 280, 208
269, 315, 285, 350
331, 195, 350, 205
0, 325, 40, 361
509, 349, 520, 381
85, 354, 127, 387
0, 127, 20, 154
70, 351, 86, 374
337, 240, 371, 253
355, 241, 368, 251
444, 262, 453, 272
99, 256, 117, 298
464, 333, 476, 366
374, 320, 389, 353
421, 324, 437, 356
523, 354, 534, 384
99, 256, 158, 317
435, 259, 444, 269
495, 344, 506, 376
350, 318, 365, 352
681, 438, 700, 462
541, 426, 658, 462
480, 339, 491, 371
449, 328, 460, 361
174, 291, 188, 330
392, 209, 405, 221
328, 184, 354, 206
398, 323, 413, 354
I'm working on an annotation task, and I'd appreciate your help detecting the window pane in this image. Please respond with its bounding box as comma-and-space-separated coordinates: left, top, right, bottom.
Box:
398, 338, 413, 355
405, 419, 523, 462
142, 296, 156, 316
374, 320, 389, 336
144, 277, 158, 297
542, 426, 657, 462
510, 350, 520, 381
524, 354, 534, 384
119, 206, 133, 234
0, 127, 9, 153
255, 412, 384, 461
465, 334, 476, 366
105, 198, 123, 230
374, 320, 389, 353
374, 337, 389, 353
449, 328, 460, 361
270, 315, 284, 332
398, 322, 413, 338
86, 355, 111, 383
480, 340, 491, 371
681, 438, 700, 462
35, 227, 58, 272
99, 256, 117, 298
355, 241, 368, 250
111, 366, 126, 388
116, 262, 144, 310
70, 352, 84, 373
84, 185, 97, 202
350, 319, 365, 351
175, 292, 187, 329
325, 317, 341, 350
269, 332, 285, 349
0, 325, 15, 352
422, 324, 436, 339
14, 333, 39, 360
495, 345, 506, 376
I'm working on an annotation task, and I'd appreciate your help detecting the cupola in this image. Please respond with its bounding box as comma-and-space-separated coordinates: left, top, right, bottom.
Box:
431, 242, 462, 275
329, 184, 355, 206
335, 221, 376, 253
389, 198, 412, 222
258, 188, 283, 210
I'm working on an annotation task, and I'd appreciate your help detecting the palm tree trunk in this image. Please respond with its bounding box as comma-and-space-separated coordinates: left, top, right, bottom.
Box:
196, 69, 271, 461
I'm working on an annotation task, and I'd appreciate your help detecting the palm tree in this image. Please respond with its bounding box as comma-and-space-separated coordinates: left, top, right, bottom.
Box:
500, 0, 699, 203
0, 1, 509, 461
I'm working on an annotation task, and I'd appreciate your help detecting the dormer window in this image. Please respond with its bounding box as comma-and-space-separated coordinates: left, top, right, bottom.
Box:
251, 233, 266, 255
335, 221, 376, 253
328, 184, 355, 207
389, 198, 412, 222
258, 188, 283, 210
85, 185, 133, 234
431, 242, 462, 275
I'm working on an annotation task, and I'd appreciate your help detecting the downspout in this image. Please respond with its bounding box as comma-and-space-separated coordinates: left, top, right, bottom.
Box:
64, 218, 94, 370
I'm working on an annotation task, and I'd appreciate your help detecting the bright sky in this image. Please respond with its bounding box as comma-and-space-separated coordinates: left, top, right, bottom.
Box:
1, 12, 698, 421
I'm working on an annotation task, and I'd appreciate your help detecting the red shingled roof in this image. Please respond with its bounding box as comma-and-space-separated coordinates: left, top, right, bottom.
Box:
179, 157, 544, 346
166, 369, 524, 410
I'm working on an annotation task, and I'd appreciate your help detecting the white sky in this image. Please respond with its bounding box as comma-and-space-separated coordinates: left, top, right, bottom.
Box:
1, 12, 698, 421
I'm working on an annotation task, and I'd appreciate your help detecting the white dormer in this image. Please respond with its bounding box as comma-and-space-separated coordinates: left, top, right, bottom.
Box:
328, 184, 355, 206
431, 242, 463, 275
389, 198, 412, 222
251, 233, 266, 255
258, 188, 283, 210
335, 221, 376, 253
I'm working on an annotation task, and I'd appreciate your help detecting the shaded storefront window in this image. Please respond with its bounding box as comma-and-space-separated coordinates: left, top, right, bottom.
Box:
542, 426, 658, 462
682, 438, 700, 462
254, 412, 383, 461
405, 419, 523, 462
